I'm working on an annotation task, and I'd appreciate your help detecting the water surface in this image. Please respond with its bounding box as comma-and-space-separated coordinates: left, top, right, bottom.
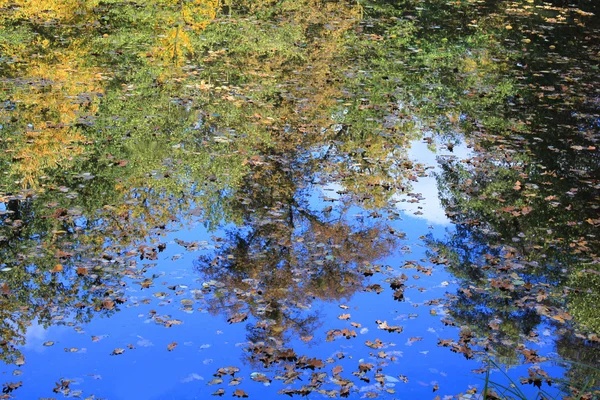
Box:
0, 0, 599, 398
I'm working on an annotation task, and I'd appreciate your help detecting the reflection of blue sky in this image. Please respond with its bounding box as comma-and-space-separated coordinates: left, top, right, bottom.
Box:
23, 322, 52, 352
1, 169, 566, 399
394, 138, 472, 226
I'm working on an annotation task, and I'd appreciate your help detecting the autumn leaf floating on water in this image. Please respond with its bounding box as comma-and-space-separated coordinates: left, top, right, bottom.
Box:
51, 264, 63, 273
326, 328, 356, 341
227, 312, 248, 324
214, 366, 240, 377
111, 348, 125, 356
364, 283, 384, 294
0, 282, 9, 296
250, 372, 271, 385
376, 320, 403, 333
365, 339, 385, 349
102, 298, 115, 311
229, 377, 242, 386
2, 381, 22, 394
521, 367, 552, 389
76, 267, 88, 276
298, 357, 324, 370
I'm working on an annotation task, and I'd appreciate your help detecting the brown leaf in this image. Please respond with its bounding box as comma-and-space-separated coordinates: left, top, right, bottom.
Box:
140, 279, 153, 289
304, 358, 325, 369
250, 372, 271, 384
277, 349, 297, 361
513, 181, 522, 190
341, 328, 356, 339
376, 320, 403, 333
365, 284, 384, 294
55, 250, 73, 259
365, 339, 384, 349
0, 282, 10, 296
358, 363, 374, 372
340, 386, 350, 397
229, 378, 242, 386
227, 313, 248, 324
102, 298, 115, 310
214, 367, 240, 377
2, 381, 22, 393
51, 264, 64, 273
76, 267, 88, 276
521, 206, 533, 215
393, 289, 404, 301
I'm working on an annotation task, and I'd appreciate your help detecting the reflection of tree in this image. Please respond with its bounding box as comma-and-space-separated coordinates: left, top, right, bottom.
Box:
418, 1, 600, 393
0, 191, 123, 364
150, 0, 219, 64
0, 58, 256, 363
0, 0, 225, 191
427, 128, 600, 389
0, 0, 595, 396
175, 1, 417, 361
195, 149, 397, 355
0, 0, 387, 370
426, 234, 543, 364
554, 334, 600, 396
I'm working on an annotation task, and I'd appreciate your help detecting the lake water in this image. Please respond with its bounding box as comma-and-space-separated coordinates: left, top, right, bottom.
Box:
0, 1, 599, 398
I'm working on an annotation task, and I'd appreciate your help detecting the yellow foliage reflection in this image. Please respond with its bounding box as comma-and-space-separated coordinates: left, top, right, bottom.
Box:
152, 0, 219, 64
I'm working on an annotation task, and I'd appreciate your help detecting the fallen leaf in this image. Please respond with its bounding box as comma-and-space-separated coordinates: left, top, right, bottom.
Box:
111, 348, 125, 356
227, 313, 248, 324
376, 320, 403, 333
